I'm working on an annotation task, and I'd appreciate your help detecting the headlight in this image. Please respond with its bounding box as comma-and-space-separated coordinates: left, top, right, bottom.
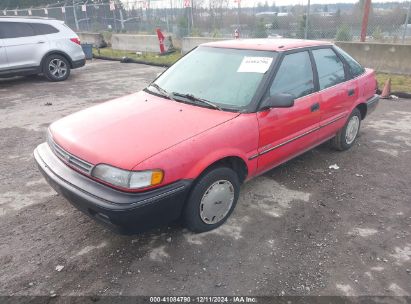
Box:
92, 164, 164, 190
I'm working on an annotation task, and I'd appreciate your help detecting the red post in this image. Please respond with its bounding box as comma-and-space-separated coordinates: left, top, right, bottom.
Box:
360, 0, 371, 42
156, 28, 165, 54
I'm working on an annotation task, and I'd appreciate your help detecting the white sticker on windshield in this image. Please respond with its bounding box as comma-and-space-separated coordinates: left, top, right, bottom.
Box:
237, 56, 273, 74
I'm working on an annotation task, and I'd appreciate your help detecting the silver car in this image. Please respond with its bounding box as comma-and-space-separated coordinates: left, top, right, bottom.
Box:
0, 17, 85, 81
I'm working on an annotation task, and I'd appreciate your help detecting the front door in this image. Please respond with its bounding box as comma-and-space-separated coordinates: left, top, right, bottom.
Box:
0, 38, 8, 71
256, 51, 321, 174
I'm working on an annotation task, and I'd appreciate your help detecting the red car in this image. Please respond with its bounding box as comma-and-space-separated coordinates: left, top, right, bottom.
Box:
34, 39, 379, 234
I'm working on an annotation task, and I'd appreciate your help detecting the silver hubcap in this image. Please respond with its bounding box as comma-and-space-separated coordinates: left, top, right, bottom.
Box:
200, 180, 235, 225
49, 59, 67, 78
345, 116, 360, 145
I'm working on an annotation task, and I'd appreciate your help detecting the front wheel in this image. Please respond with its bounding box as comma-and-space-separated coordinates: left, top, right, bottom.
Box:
43, 54, 71, 82
183, 167, 240, 233
331, 108, 362, 151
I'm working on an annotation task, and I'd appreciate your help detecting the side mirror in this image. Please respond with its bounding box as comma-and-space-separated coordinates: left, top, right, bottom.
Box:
260, 93, 295, 111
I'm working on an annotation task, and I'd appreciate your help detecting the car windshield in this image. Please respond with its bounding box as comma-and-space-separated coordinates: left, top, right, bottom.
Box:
150, 46, 278, 111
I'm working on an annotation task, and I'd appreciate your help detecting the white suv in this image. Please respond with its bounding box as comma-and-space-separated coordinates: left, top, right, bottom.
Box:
0, 17, 85, 81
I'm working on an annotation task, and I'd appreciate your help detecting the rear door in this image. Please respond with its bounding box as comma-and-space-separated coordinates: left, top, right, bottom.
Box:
256, 50, 322, 173
0, 37, 9, 71
311, 48, 353, 141
1, 21, 49, 69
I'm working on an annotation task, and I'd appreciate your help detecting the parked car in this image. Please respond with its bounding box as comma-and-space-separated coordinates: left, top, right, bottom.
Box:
0, 17, 85, 81
34, 39, 379, 234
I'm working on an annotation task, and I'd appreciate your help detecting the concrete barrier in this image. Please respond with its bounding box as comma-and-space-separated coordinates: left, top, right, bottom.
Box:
182, 38, 411, 75
111, 34, 162, 53
77, 32, 106, 48
108, 34, 411, 75
336, 42, 411, 75
109, 35, 224, 54
182, 37, 228, 54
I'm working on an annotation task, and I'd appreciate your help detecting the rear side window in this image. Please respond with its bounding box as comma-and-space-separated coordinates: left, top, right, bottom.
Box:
0, 22, 35, 39
334, 46, 365, 78
269, 51, 315, 99
312, 48, 346, 90
31, 23, 59, 35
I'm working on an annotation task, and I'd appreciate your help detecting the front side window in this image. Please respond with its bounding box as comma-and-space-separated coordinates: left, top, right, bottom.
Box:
312, 48, 346, 90
152, 47, 278, 110
334, 46, 365, 78
269, 51, 315, 99
0, 22, 35, 39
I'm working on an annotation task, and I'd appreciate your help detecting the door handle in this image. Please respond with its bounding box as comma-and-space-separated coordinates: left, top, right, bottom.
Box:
37, 41, 46, 44
348, 88, 355, 96
311, 102, 320, 112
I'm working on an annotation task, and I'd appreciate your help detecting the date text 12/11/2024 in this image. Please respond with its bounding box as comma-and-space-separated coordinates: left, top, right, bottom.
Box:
149, 296, 258, 303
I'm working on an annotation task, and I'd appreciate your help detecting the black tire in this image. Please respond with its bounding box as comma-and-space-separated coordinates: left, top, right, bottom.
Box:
43, 54, 71, 82
183, 167, 240, 233
331, 108, 362, 151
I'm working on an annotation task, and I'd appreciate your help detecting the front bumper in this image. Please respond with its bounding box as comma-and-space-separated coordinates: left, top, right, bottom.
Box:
366, 94, 379, 116
34, 143, 192, 234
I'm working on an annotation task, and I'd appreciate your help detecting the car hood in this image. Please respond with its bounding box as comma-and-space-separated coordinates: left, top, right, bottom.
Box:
50, 91, 239, 170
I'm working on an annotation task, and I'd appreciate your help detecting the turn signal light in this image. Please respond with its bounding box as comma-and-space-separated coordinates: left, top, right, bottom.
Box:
151, 170, 164, 186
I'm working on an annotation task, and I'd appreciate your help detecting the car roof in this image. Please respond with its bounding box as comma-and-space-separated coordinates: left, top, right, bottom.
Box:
202, 38, 333, 52
0, 16, 61, 24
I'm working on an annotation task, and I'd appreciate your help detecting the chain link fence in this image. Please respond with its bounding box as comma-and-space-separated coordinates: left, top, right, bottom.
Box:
1, 0, 411, 44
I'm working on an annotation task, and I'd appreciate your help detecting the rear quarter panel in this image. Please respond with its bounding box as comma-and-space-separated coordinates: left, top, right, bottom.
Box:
47, 22, 85, 62
355, 68, 377, 105
133, 113, 260, 186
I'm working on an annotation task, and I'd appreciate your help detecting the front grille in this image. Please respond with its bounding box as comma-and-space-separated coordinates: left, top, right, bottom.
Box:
47, 133, 94, 175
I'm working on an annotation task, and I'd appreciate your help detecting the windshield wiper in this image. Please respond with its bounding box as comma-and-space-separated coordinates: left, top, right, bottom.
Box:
172, 92, 222, 111
148, 83, 175, 101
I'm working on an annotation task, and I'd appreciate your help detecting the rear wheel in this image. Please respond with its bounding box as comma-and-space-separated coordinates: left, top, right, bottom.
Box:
331, 108, 362, 151
183, 167, 240, 233
43, 54, 71, 82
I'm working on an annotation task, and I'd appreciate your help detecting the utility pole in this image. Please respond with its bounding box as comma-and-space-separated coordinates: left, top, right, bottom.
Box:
191, 0, 194, 31
360, 0, 372, 42
186, 3, 190, 35
73, 0, 79, 31
165, 0, 174, 33
170, 0, 174, 20
237, 0, 241, 30
402, 1, 411, 44
119, 8, 125, 30
304, 0, 310, 39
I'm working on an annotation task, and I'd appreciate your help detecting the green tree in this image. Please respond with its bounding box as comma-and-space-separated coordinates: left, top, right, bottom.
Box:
335, 25, 353, 41
353, 0, 374, 19
177, 16, 188, 38
257, 2, 263, 13
297, 14, 311, 39
355, 0, 366, 12
372, 26, 384, 41
253, 18, 268, 38
272, 16, 279, 30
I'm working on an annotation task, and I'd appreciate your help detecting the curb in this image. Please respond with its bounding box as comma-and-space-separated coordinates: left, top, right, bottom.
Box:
92, 55, 172, 68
